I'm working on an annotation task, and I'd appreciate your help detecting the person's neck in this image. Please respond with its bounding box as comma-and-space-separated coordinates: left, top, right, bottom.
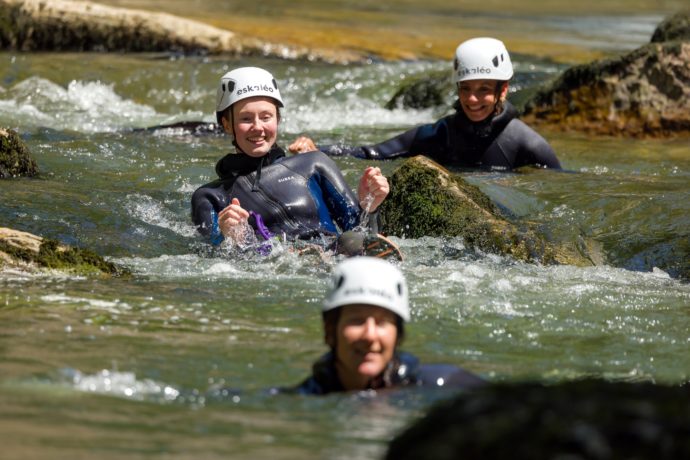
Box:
335, 361, 374, 391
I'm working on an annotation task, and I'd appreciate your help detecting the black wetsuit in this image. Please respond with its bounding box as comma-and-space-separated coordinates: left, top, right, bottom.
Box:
283, 351, 485, 395
320, 102, 561, 171
191, 146, 363, 245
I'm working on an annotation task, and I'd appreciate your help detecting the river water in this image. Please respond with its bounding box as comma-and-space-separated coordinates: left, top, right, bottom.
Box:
1, 3, 689, 459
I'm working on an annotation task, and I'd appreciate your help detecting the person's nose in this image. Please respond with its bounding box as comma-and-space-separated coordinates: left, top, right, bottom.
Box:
249, 116, 262, 130
361, 317, 378, 342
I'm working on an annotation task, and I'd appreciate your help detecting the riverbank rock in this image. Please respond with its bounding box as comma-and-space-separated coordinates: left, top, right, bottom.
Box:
0, 127, 38, 178
0, 227, 129, 277
378, 156, 601, 266
385, 379, 690, 460
522, 11, 690, 138
0, 0, 353, 61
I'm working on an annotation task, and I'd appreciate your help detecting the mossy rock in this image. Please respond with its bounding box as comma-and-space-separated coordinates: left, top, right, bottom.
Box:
385, 70, 454, 110
651, 10, 690, 43
0, 128, 38, 178
386, 379, 690, 460
0, 227, 129, 277
378, 156, 598, 266
523, 11, 690, 138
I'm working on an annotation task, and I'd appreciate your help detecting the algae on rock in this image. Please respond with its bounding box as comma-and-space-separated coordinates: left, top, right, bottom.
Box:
0, 227, 129, 277
378, 156, 600, 266
0, 128, 38, 178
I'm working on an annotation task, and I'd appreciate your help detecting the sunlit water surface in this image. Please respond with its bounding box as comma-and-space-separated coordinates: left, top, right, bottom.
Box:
1, 25, 689, 460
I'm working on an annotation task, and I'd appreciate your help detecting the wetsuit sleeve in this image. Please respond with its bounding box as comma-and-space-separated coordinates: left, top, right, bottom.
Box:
317, 125, 423, 160
510, 120, 562, 169
191, 182, 229, 245
310, 153, 362, 231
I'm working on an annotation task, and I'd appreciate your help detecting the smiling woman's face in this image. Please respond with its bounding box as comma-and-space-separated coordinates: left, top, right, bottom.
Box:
332, 304, 398, 391
457, 79, 508, 122
223, 96, 279, 157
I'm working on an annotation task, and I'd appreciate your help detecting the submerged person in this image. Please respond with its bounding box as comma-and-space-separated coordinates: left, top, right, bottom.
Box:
191, 67, 390, 251
289, 37, 561, 172
285, 257, 484, 394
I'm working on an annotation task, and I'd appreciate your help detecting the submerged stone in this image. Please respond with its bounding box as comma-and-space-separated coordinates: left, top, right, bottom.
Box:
0, 127, 38, 178
523, 11, 690, 138
386, 379, 690, 460
378, 156, 600, 266
0, 227, 129, 277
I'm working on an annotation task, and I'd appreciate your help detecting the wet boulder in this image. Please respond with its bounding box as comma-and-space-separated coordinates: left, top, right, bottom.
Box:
522, 11, 690, 138
0, 127, 38, 178
378, 156, 601, 266
386, 379, 690, 460
0, 227, 129, 277
385, 70, 454, 111
651, 9, 690, 43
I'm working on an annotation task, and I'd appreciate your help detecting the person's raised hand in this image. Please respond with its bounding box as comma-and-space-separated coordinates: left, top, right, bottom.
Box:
357, 166, 389, 212
218, 198, 250, 237
288, 136, 317, 154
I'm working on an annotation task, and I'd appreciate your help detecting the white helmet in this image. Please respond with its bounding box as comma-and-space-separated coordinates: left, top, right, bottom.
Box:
322, 257, 410, 322
215, 67, 284, 123
453, 37, 514, 83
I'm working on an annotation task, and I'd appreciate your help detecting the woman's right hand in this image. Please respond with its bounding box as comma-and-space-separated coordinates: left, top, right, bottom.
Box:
288, 136, 317, 154
218, 198, 250, 237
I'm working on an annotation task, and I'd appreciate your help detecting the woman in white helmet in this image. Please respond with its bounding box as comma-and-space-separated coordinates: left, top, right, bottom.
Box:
289, 37, 561, 172
191, 67, 390, 251
286, 257, 484, 394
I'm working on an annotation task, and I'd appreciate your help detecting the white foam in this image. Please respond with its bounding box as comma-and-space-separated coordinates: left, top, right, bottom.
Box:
69, 368, 180, 402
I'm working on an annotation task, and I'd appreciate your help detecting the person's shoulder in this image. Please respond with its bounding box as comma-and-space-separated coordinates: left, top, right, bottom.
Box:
282, 150, 337, 169
415, 363, 486, 389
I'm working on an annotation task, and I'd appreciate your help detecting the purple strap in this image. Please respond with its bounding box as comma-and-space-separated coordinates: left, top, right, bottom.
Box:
250, 211, 273, 256
250, 211, 273, 240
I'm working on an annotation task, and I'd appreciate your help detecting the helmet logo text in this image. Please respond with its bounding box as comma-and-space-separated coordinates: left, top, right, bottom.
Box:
457, 66, 492, 77
236, 84, 275, 97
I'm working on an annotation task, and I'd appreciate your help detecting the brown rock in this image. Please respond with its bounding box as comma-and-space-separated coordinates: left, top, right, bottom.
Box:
0, 0, 355, 61
523, 12, 690, 138
0, 227, 129, 276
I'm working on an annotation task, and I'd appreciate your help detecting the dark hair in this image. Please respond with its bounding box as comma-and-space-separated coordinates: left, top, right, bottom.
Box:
493, 80, 508, 116
322, 307, 405, 350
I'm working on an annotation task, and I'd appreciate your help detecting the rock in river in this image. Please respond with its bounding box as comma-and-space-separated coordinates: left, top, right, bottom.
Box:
0, 127, 38, 178
378, 156, 603, 266
0, 227, 128, 277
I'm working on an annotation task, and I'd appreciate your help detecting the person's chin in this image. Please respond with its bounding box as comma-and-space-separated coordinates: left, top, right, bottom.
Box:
464, 108, 488, 122
357, 360, 384, 378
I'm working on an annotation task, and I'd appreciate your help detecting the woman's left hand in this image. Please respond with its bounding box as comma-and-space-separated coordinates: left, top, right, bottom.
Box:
357, 166, 389, 212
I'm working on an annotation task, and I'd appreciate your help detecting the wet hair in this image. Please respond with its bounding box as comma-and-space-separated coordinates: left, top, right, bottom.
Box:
322, 307, 405, 350
493, 80, 509, 116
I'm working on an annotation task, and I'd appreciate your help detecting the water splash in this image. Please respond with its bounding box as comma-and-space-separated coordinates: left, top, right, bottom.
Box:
62, 368, 181, 402
0, 77, 162, 132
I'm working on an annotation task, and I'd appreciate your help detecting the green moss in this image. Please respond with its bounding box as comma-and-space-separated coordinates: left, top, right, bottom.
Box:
651, 10, 690, 43
0, 128, 39, 178
0, 238, 129, 277
379, 157, 593, 265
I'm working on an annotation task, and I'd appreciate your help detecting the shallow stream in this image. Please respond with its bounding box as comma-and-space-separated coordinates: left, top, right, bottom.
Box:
1, 3, 689, 458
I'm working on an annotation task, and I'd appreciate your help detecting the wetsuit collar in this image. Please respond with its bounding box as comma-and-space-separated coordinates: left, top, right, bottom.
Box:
214, 145, 286, 179
454, 100, 518, 138
310, 351, 419, 393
